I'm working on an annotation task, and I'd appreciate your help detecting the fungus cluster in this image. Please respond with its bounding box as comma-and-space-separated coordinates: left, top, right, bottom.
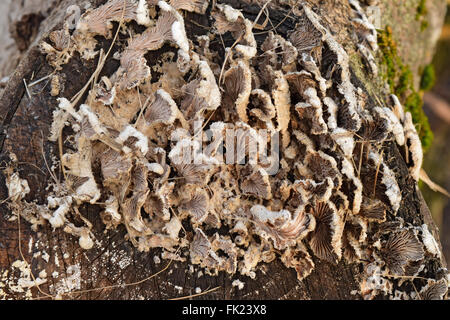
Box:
4, 0, 447, 299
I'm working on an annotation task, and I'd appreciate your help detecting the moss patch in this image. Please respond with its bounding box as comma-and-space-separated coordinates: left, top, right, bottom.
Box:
416, 0, 428, 19
420, 64, 436, 91
416, 0, 429, 31
378, 26, 433, 151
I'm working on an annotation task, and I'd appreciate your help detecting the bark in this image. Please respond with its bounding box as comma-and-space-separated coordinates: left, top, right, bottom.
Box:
0, 0, 447, 300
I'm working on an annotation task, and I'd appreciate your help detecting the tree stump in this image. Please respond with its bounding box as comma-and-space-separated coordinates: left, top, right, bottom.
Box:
0, 0, 448, 300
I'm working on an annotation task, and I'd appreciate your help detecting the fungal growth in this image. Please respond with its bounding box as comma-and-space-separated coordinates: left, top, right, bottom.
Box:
3, 0, 447, 300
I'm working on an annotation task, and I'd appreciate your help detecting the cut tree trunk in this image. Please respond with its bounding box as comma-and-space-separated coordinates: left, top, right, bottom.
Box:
0, 0, 447, 300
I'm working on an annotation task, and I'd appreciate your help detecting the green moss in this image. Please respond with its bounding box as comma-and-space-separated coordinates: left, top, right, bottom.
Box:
420, 20, 429, 32
378, 26, 399, 91
395, 66, 414, 97
416, 0, 428, 19
377, 26, 433, 151
420, 64, 436, 91
416, 0, 429, 31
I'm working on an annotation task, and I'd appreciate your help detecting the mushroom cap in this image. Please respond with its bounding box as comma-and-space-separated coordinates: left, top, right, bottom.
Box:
169, 0, 209, 14
117, 54, 151, 90
49, 29, 71, 51
212, 4, 257, 59
169, 142, 219, 185
286, 71, 316, 97
341, 214, 367, 263
307, 201, 343, 263
359, 197, 387, 222
222, 60, 252, 122
380, 229, 425, 275
240, 167, 272, 200
76, 0, 151, 37
305, 151, 340, 185
249, 89, 276, 121
403, 112, 423, 181
250, 204, 315, 250
289, 12, 323, 60
261, 31, 298, 72
180, 56, 221, 119
419, 279, 448, 300
144, 89, 179, 125
179, 187, 210, 224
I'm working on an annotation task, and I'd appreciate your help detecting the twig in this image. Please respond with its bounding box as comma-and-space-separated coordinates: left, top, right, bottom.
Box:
380, 273, 430, 281
169, 286, 221, 300
40, 131, 60, 186
254, 1, 297, 35
17, 162, 47, 176
134, 87, 149, 128
419, 169, 450, 198
23, 79, 32, 99
358, 142, 364, 178
28, 73, 55, 88
31, 258, 174, 300
373, 149, 384, 198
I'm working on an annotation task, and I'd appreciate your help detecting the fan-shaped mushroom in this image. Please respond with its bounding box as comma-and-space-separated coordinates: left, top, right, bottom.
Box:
359, 196, 387, 222
169, 0, 209, 14
222, 60, 252, 122
349, 0, 378, 51
144, 89, 179, 127
179, 54, 221, 119
62, 136, 101, 204
307, 200, 343, 263
419, 279, 448, 300
289, 12, 323, 62
368, 150, 402, 214
295, 177, 334, 202
261, 31, 298, 72
379, 229, 424, 275
76, 0, 151, 37
240, 166, 272, 200
179, 186, 210, 224
250, 204, 315, 250
305, 151, 340, 187
40, 28, 72, 70
116, 1, 190, 88
341, 214, 367, 263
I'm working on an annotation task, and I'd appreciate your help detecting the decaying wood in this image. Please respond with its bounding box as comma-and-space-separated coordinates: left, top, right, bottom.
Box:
0, 0, 448, 300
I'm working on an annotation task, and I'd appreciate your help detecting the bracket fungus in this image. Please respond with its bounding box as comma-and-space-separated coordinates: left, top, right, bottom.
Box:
3, 0, 447, 300
378, 229, 425, 276
307, 201, 343, 263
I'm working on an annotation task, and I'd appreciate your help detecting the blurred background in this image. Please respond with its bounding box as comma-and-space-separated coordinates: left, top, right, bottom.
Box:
422, 0, 450, 267
0, 0, 449, 265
